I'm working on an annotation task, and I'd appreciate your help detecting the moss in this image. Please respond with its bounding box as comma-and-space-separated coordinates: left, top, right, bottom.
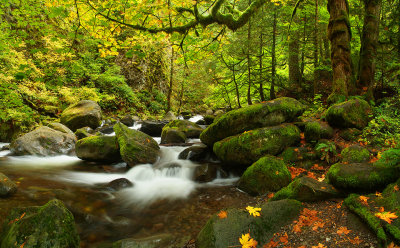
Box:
304, 121, 333, 143
200, 97, 306, 147
325, 99, 371, 129
213, 124, 300, 166
75, 135, 121, 162
238, 155, 291, 195
162, 119, 203, 138
341, 145, 370, 163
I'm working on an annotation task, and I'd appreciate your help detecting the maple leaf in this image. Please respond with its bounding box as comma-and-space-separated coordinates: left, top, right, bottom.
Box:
375, 191, 382, 197
378, 207, 385, 213
264, 239, 278, 248
217, 210, 227, 219
359, 195, 369, 205
375, 211, 398, 224
246, 206, 261, 217
239, 233, 258, 248
312, 164, 324, 170
312, 243, 327, 248
387, 242, 400, 248
349, 236, 362, 245
318, 174, 326, 182
312, 221, 325, 231
337, 226, 351, 235
279, 233, 289, 244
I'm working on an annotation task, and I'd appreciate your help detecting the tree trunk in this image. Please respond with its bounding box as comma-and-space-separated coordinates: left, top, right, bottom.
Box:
313, 0, 319, 97
247, 8, 253, 105
233, 64, 241, 108
327, 0, 353, 103
166, 46, 174, 112
358, 0, 381, 101
270, 10, 277, 100
259, 7, 265, 102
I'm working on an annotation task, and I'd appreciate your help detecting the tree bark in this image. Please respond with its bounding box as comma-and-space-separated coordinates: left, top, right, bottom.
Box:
166, 46, 174, 112
247, 3, 253, 106
259, 7, 265, 102
313, 0, 319, 97
358, 0, 381, 101
233, 64, 241, 108
327, 0, 353, 103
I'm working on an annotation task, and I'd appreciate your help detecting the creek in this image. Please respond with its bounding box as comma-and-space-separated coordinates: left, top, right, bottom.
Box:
0, 125, 255, 246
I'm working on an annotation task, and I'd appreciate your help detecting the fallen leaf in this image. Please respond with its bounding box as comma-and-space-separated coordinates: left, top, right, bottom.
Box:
264, 239, 278, 248
246, 206, 261, 217
239, 233, 258, 248
312, 243, 327, 248
359, 195, 369, 206
337, 226, 351, 235
394, 185, 399, 191
312, 221, 325, 231
267, 192, 275, 199
375, 211, 398, 224
378, 207, 385, 213
387, 242, 400, 248
312, 164, 324, 170
218, 210, 227, 219
279, 233, 289, 244
375, 192, 382, 197
349, 236, 362, 245
318, 174, 325, 182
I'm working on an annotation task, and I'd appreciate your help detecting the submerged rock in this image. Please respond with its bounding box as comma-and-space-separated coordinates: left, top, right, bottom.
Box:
213, 124, 301, 166
106, 178, 134, 191
271, 176, 341, 202
238, 155, 291, 195
0, 173, 17, 197
196, 199, 302, 248
76, 136, 121, 163
178, 144, 216, 162
200, 97, 306, 147
10, 126, 77, 156
325, 98, 371, 129
60, 100, 102, 131
114, 123, 160, 167
161, 120, 204, 144
193, 164, 227, 183
0, 199, 79, 248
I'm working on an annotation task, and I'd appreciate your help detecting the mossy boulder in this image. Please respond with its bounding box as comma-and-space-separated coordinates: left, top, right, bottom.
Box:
75, 136, 121, 163
341, 145, 370, 163
344, 178, 400, 247
271, 176, 341, 202
279, 146, 318, 163
0, 199, 79, 248
213, 124, 301, 166
161, 120, 203, 144
325, 99, 371, 129
238, 155, 292, 195
200, 97, 306, 147
60, 100, 102, 131
178, 144, 215, 162
327, 148, 400, 192
114, 122, 160, 167
339, 128, 362, 141
203, 115, 215, 125
161, 129, 186, 144
0, 121, 23, 142
196, 199, 302, 248
0, 173, 17, 197
304, 121, 334, 142
10, 126, 77, 156
47, 123, 75, 137
74, 127, 94, 140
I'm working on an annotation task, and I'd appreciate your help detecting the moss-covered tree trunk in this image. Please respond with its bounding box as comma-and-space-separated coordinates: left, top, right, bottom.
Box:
327, 0, 353, 103
247, 8, 253, 106
358, 0, 381, 101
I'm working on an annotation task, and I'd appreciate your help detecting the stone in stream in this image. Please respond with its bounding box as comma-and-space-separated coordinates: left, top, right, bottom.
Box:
10, 126, 77, 156
161, 120, 204, 144
237, 155, 292, 195
196, 199, 302, 248
0, 173, 17, 197
47, 122, 75, 137
327, 148, 400, 192
163, 111, 177, 121
75, 135, 121, 163
114, 122, 160, 167
193, 164, 227, 183
325, 98, 371, 129
271, 176, 342, 202
60, 100, 102, 131
112, 233, 188, 248
74, 127, 94, 140
120, 115, 135, 127
0, 199, 80, 248
213, 123, 301, 167
200, 97, 306, 147
161, 129, 186, 144
139, 120, 169, 137
178, 144, 216, 162
106, 178, 134, 191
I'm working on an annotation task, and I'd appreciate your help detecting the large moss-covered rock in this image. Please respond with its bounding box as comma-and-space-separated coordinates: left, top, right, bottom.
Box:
161, 129, 186, 144
213, 124, 301, 166
10, 126, 77, 156
75, 136, 121, 163
0, 173, 17, 197
325, 99, 371, 129
47, 123, 75, 137
0, 199, 79, 248
344, 178, 400, 247
60, 100, 102, 131
341, 145, 370, 163
139, 120, 168, 137
161, 120, 203, 144
200, 97, 306, 146
327, 149, 400, 192
196, 199, 302, 248
304, 121, 334, 142
279, 146, 318, 163
271, 176, 341, 202
339, 128, 362, 141
238, 155, 291, 195
114, 122, 160, 167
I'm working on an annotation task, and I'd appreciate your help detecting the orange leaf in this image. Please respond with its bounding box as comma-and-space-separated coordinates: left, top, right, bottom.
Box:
218, 210, 227, 219
349, 236, 362, 245
239, 233, 258, 248
387, 242, 400, 248
375, 211, 398, 224
378, 207, 385, 213
359, 196, 369, 206
312, 164, 324, 170
337, 226, 351, 235
294, 148, 299, 152
394, 185, 399, 191
279, 233, 289, 244
267, 193, 275, 199
312, 243, 327, 248
312, 221, 325, 231
375, 192, 382, 197
264, 239, 278, 248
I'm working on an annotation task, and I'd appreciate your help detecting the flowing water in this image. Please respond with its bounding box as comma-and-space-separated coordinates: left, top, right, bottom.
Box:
0, 136, 256, 246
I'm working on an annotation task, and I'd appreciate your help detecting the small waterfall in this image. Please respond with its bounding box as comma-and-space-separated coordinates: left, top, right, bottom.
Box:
189, 115, 203, 123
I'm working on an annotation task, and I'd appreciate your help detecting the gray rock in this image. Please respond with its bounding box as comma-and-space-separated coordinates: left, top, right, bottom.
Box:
76, 136, 121, 163
139, 121, 169, 137
60, 100, 102, 131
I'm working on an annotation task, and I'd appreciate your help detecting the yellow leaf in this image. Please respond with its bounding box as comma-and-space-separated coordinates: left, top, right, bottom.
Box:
375, 211, 398, 224
239, 233, 258, 248
359, 195, 369, 205
246, 206, 261, 217
337, 226, 351, 235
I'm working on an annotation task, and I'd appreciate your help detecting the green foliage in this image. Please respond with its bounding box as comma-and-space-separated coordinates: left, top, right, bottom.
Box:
302, 94, 326, 118
315, 140, 337, 164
